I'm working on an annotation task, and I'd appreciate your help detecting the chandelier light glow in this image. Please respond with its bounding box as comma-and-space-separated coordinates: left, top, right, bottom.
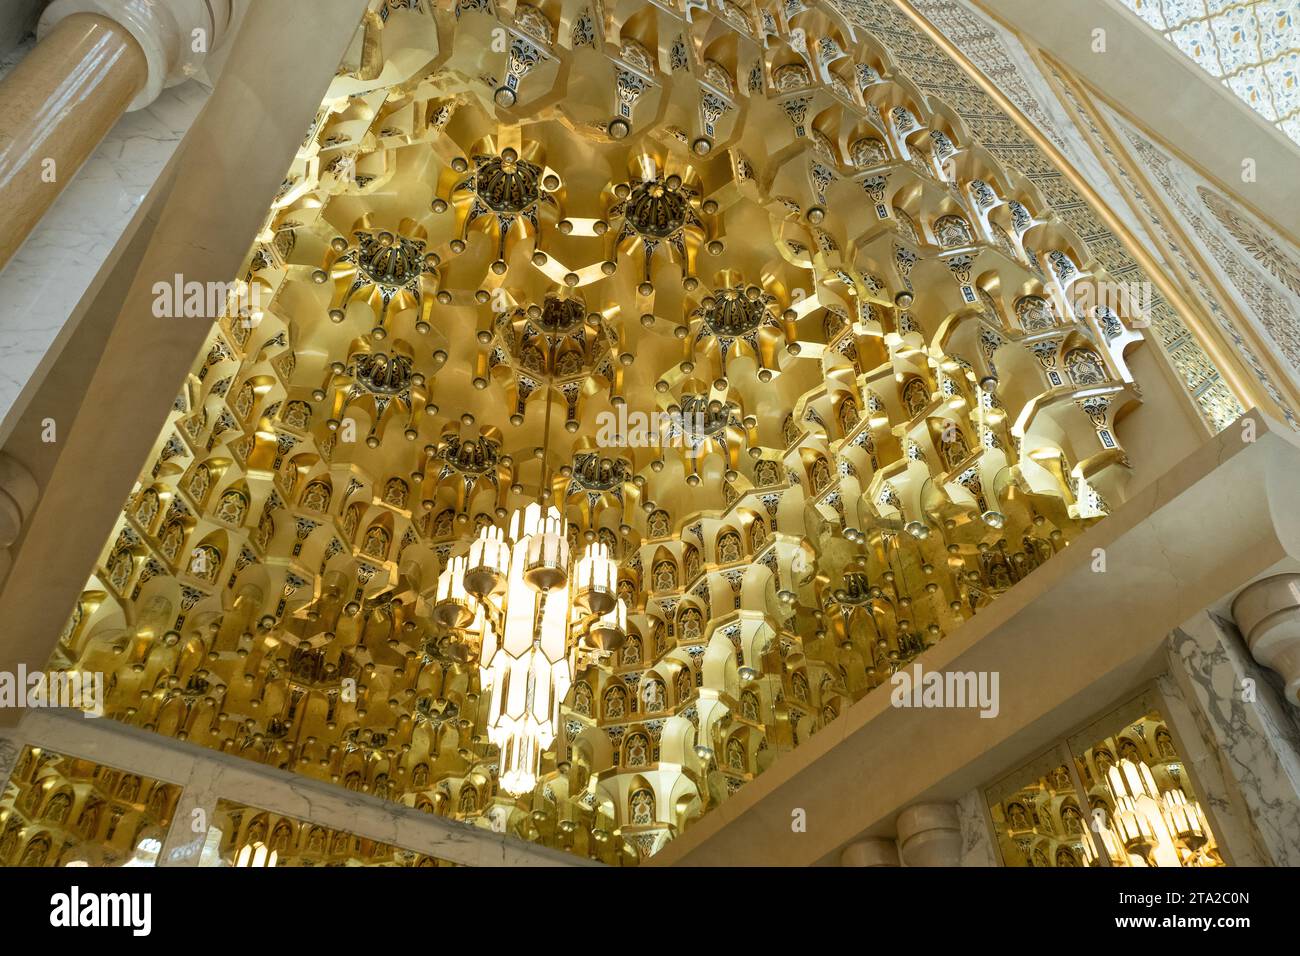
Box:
1099, 758, 1217, 867
432, 289, 626, 796
436, 504, 624, 795
234, 841, 278, 868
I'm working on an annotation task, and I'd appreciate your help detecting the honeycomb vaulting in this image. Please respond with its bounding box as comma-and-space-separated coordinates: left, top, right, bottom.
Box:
55, 0, 1148, 862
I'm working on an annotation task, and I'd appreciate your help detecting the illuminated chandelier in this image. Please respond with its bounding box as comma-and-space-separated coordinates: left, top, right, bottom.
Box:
234, 841, 278, 868
1086, 757, 1219, 867
432, 326, 627, 795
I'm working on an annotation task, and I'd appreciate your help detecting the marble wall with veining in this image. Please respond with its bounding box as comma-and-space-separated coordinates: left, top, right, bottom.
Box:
955, 788, 999, 866
0, 731, 19, 795
0, 45, 210, 435
1166, 612, 1300, 866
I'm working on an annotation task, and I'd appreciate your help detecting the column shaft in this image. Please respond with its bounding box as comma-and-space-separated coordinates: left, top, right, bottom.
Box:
159, 762, 221, 867
0, 12, 146, 271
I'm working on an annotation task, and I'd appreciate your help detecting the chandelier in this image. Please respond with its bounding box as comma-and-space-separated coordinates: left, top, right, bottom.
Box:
234, 841, 278, 868
1086, 757, 1220, 867
433, 506, 625, 794
432, 320, 626, 795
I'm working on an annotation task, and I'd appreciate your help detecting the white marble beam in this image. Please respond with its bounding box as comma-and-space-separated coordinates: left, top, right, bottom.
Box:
17, 709, 592, 867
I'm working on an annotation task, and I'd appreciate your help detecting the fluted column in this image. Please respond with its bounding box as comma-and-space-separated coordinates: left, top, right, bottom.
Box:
896, 803, 962, 867
840, 837, 900, 867
1232, 573, 1300, 705
0, 0, 233, 272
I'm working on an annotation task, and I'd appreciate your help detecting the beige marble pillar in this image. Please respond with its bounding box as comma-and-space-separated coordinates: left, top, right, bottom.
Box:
0, 0, 236, 274
839, 837, 900, 867
0, 13, 146, 271
1232, 573, 1300, 705
896, 803, 962, 867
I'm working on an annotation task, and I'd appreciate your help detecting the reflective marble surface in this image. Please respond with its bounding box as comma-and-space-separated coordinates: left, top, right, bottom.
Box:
1167, 611, 1300, 866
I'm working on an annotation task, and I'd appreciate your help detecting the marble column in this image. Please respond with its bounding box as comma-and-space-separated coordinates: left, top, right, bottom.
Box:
0, 0, 233, 272
0, 731, 21, 793
0, 13, 145, 271
896, 802, 963, 867
1233, 573, 1300, 705
839, 837, 900, 867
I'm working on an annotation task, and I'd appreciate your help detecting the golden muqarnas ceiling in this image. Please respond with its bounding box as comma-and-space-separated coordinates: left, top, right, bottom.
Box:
53, 0, 1147, 863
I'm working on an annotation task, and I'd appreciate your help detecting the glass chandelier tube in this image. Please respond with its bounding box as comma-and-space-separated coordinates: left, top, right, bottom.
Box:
521, 507, 569, 592
1163, 787, 1205, 848
1105, 757, 1189, 866
465, 524, 509, 597
587, 594, 628, 652
575, 541, 618, 614
433, 554, 475, 627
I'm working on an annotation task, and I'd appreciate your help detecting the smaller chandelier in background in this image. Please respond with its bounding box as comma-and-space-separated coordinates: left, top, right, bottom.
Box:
1094, 758, 1220, 867
234, 841, 278, 868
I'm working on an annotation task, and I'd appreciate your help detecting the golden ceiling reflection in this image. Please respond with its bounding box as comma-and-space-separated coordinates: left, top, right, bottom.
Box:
208, 798, 454, 867
51, 0, 1152, 862
0, 746, 179, 867
989, 709, 1224, 867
